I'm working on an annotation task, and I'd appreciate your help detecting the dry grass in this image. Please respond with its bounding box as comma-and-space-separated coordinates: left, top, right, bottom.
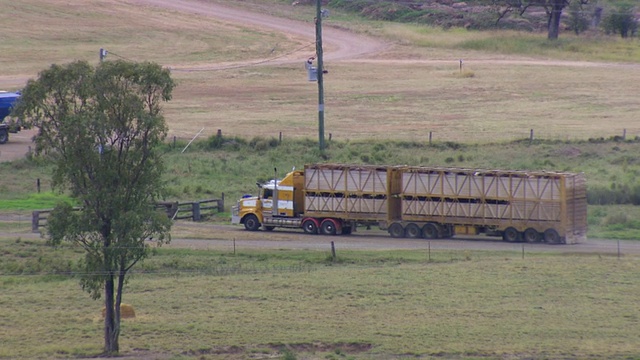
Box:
3, 0, 640, 144
0, 0, 297, 76
2, 243, 640, 359
167, 60, 640, 143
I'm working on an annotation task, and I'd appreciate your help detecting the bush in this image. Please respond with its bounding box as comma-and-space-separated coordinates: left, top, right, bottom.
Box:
602, 4, 638, 38
203, 134, 248, 151
587, 183, 640, 205
603, 212, 628, 226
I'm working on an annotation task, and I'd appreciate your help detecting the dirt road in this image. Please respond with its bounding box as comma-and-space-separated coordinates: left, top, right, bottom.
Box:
0, 128, 36, 162
5, 221, 638, 255
130, 0, 389, 68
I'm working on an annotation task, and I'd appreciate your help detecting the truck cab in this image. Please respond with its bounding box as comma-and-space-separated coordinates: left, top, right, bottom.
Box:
0, 91, 22, 144
231, 170, 304, 231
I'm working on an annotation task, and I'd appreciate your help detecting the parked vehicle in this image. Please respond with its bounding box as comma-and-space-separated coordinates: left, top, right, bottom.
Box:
232, 164, 587, 244
0, 91, 21, 144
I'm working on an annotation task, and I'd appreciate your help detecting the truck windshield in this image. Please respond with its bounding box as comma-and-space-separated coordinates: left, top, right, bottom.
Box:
262, 189, 273, 199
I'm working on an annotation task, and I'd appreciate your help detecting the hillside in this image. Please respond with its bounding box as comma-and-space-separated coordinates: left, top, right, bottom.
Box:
296, 0, 635, 36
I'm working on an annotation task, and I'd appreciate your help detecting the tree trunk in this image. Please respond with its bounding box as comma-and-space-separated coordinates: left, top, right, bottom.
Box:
548, 0, 565, 40
104, 275, 119, 354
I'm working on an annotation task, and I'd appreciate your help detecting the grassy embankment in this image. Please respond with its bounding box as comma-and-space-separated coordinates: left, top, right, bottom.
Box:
4, 136, 640, 239
1, 236, 640, 360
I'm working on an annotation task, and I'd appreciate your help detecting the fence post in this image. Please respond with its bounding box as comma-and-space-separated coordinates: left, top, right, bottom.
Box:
429, 131, 432, 145
219, 192, 225, 212
192, 202, 201, 221
331, 241, 336, 261
32, 211, 40, 232
529, 129, 534, 145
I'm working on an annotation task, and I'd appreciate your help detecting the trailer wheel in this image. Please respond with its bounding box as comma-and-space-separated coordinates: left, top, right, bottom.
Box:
388, 223, 405, 238
341, 226, 352, 235
264, 226, 275, 231
243, 214, 261, 231
503, 227, 521, 242
320, 219, 337, 235
544, 229, 562, 244
422, 223, 439, 239
0, 128, 8, 144
302, 219, 319, 235
405, 223, 422, 239
524, 228, 541, 243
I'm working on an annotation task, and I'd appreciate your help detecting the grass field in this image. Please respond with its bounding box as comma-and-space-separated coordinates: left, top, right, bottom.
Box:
3, 1, 640, 359
2, 237, 640, 360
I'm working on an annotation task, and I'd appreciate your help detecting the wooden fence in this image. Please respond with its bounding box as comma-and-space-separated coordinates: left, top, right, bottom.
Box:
31, 195, 224, 232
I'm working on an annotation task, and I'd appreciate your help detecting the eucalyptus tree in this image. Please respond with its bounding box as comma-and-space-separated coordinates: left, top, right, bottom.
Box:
602, 2, 638, 38
491, 0, 590, 39
12, 60, 175, 355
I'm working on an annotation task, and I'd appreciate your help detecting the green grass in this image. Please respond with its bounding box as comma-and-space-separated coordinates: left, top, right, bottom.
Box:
0, 192, 74, 211
1, 237, 639, 359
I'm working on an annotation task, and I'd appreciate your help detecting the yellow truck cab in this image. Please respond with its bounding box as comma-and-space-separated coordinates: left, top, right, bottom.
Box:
231, 169, 305, 231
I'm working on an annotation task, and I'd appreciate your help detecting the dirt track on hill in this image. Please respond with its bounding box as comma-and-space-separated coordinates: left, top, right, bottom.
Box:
129, 0, 389, 68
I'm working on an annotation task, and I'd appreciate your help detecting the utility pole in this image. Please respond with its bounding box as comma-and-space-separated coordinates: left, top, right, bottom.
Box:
315, 0, 325, 152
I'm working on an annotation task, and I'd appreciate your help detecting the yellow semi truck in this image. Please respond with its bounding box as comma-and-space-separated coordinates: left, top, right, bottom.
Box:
231, 164, 587, 244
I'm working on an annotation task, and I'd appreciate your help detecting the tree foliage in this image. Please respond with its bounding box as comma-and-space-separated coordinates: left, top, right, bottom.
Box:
602, 3, 638, 38
568, 0, 590, 35
12, 60, 175, 355
490, 0, 590, 39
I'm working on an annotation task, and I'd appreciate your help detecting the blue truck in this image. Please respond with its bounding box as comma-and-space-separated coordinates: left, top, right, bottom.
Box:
0, 91, 21, 144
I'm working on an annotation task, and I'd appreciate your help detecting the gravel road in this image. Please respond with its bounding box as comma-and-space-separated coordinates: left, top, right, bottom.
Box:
4, 221, 638, 255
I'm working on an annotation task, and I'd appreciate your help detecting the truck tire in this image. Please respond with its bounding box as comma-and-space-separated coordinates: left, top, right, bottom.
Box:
302, 219, 319, 235
0, 128, 8, 144
243, 214, 261, 231
503, 227, 521, 242
320, 219, 337, 235
524, 228, 541, 243
544, 229, 562, 244
388, 223, 405, 238
422, 223, 439, 239
341, 226, 352, 235
405, 223, 421, 239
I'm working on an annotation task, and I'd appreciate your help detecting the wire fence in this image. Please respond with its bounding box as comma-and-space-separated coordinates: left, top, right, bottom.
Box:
1, 229, 638, 278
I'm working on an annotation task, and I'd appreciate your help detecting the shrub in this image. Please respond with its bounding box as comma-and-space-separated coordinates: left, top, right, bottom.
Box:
205, 134, 247, 150
602, 3, 638, 38
603, 212, 628, 226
